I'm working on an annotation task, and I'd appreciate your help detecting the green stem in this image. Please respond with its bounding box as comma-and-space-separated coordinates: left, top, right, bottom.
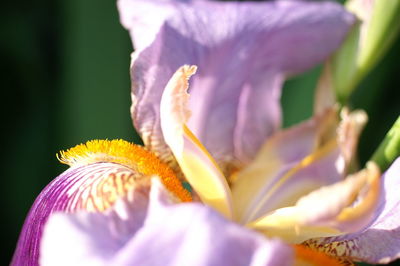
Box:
371, 116, 400, 171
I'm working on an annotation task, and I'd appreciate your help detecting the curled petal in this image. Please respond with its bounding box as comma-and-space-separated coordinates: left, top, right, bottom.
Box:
337, 108, 368, 171
249, 163, 381, 243
119, 0, 355, 169
160, 65, 232, 218
306, 158, 400, 264
41, 179, 294, 266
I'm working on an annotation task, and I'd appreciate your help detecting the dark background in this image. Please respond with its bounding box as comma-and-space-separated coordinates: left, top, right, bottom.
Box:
1, 0, 399, 265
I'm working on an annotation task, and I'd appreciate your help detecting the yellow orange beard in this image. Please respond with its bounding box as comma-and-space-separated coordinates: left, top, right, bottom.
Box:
58, 139, 191, 204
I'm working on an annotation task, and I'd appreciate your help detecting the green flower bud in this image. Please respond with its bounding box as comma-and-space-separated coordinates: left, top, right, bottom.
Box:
316, 0, 400, 105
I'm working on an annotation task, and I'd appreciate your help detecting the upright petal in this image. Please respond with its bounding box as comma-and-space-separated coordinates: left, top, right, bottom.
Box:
41, 178, 294, 266
306, 158, 400, 264
118, 0, 355, 169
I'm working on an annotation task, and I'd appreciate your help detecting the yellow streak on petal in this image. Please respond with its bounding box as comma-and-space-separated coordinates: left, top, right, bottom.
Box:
58, 139, 191, 202
160, 65, 232, 218
232, 109, 339, 224
248, 162, 381, 243
180, 126, 233, 218
240, 139, 337, 223
248, 207, 342, 243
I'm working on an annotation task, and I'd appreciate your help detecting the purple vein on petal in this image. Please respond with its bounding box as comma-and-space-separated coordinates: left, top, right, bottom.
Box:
11, 163, 150, 266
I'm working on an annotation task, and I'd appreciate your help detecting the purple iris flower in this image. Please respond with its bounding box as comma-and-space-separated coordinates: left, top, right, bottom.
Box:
11, 0, 400, 265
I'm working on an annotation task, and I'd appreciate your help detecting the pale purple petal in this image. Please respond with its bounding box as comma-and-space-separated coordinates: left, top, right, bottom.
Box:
306, 158, 400, 264
41, 179, 294, 266
118, 0, 355, 168
114, 205, 292, 266
40, 193, 149, 266
11, 163, 150, 266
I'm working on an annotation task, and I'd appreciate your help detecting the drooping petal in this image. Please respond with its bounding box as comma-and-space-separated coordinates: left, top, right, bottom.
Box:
40, 180, 155, 266
249, 163, 381, 243
12, 162, 151, 266
40, 178, 294, 266
159, 65, 232, 218
305, 158, 400, 264
118, 0, 355, 169
12, 139, 189, 266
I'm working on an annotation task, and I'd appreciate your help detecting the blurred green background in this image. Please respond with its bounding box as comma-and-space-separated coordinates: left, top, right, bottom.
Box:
1, 0, 399, 264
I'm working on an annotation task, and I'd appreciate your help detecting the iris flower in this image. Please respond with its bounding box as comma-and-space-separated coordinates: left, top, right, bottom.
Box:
12, 0, 400, 265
